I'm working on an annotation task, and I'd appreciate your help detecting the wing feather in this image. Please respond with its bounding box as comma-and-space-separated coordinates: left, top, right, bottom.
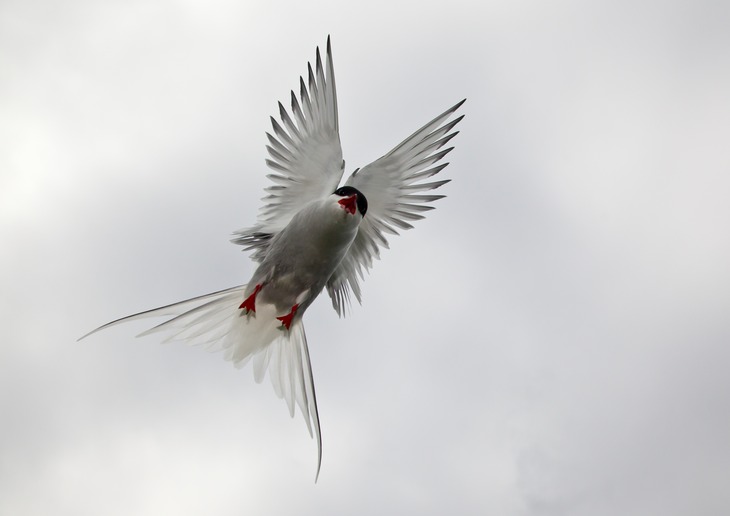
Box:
232, 37, 344, 261
326, 99, 466, 316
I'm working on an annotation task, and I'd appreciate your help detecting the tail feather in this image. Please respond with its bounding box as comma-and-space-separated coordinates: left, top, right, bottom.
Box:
79, 284, 323, 481
141, 290, 243, 345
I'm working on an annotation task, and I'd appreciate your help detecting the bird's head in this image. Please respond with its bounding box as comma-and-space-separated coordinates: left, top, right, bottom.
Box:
333, 186, 368, 218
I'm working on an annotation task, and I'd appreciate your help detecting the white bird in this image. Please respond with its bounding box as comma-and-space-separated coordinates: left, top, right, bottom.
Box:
80, 37, 465, 481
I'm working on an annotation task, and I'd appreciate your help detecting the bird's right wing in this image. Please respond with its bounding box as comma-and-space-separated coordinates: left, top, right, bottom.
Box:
326, 100, 465, 315
233, 37, 344, 261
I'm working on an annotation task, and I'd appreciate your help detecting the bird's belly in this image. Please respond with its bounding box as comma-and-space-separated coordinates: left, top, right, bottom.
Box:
253, 223, 355, 312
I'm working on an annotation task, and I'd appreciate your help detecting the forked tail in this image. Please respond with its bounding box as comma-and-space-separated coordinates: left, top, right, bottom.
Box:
79, 285, 323, 481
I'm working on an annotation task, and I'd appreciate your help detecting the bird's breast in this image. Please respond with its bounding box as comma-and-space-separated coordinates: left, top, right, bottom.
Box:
251, 201, 360, 310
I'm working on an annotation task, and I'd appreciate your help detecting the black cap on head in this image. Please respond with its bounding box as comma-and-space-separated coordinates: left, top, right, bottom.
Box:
334, 186, 368, 217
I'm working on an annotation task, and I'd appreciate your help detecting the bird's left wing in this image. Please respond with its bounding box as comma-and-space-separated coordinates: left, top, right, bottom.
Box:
232, 37, 344, 261
326, 100, 465, 315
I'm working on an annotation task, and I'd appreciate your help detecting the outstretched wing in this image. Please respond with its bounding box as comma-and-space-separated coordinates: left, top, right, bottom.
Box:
79, 286, 323, 481
326, 100, 466, 315
232, 37, 344, 261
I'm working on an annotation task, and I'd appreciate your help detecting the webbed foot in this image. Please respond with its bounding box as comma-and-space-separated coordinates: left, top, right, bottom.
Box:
276, 303, 300, 330
239, 284, 263, 313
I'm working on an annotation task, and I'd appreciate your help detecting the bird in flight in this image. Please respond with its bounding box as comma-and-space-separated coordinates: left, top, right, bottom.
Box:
80, 37, 465, 481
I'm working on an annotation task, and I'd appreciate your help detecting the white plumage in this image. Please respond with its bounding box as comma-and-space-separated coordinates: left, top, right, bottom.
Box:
81, 36, 465, 481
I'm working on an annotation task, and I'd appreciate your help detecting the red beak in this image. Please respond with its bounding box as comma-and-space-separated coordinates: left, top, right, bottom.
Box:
338, 194, 358, 215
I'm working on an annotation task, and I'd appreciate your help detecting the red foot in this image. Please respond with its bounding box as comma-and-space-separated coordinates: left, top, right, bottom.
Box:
338, 194, 357, 215
239, 284, 263, 313
276, 304, 300, 330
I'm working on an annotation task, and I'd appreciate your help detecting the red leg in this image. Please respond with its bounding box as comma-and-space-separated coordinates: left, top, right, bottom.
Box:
239, 284, 263, 313
276, 304, 299, 330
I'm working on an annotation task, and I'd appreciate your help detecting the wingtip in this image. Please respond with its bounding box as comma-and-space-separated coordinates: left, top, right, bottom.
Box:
326, 36, 333, 64
325, 36, 333, 67
277, 101, 288, 120
450, 98, 466, 113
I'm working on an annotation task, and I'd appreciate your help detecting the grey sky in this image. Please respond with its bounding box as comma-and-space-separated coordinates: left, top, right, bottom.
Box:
1, 0, 729, 514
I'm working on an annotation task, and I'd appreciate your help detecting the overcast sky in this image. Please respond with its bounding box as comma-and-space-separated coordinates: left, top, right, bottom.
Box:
2, 0, 729, 514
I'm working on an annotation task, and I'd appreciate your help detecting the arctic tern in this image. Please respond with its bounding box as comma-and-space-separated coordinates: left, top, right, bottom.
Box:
80, 37, 465, 481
